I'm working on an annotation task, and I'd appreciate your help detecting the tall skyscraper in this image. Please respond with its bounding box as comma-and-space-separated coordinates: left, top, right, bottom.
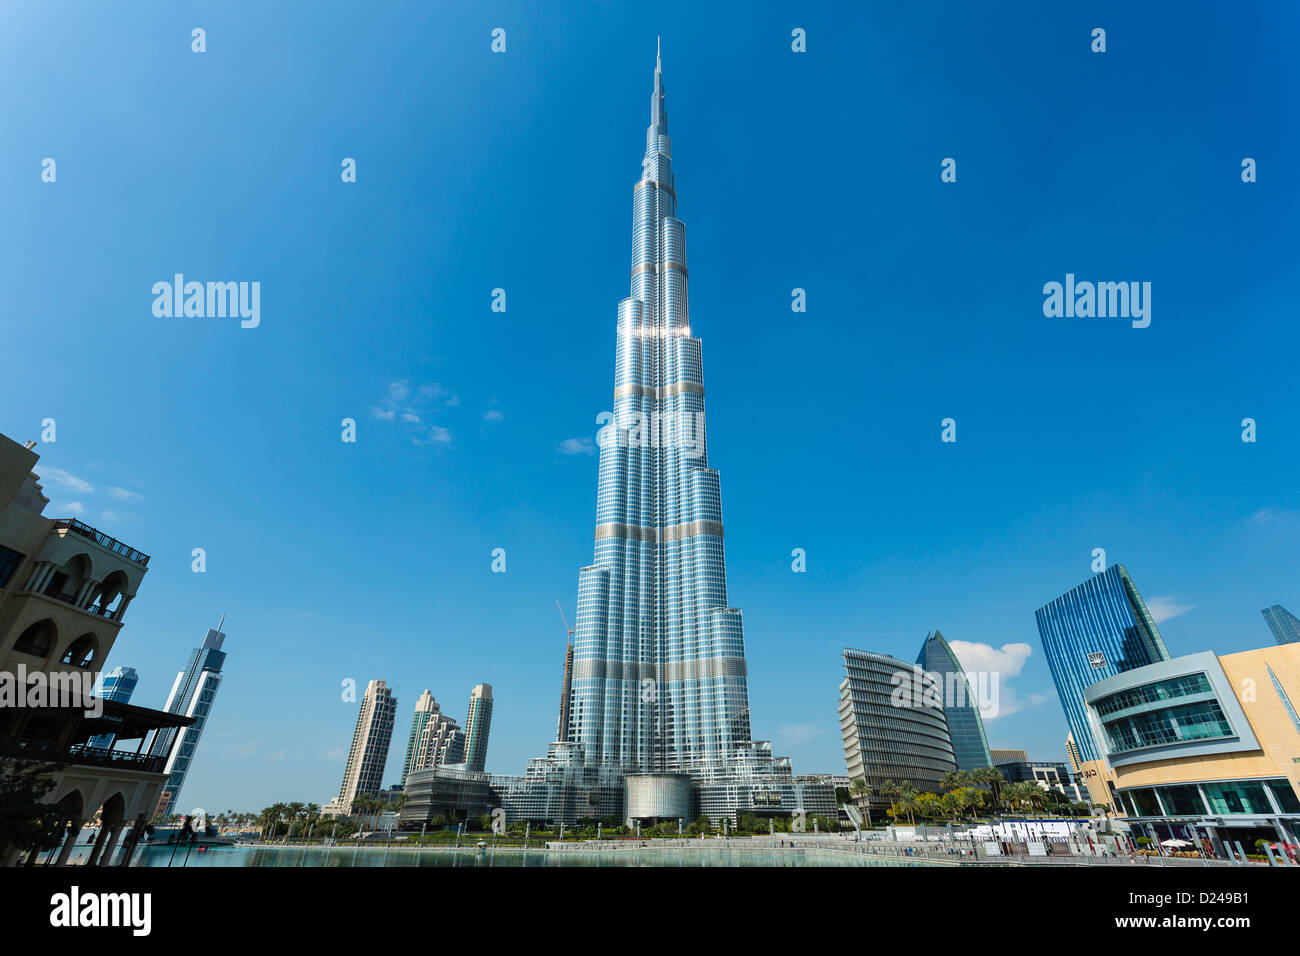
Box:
148, 621, 229, 820
1035, 564, 1170, 764
401, 690, 440, 786
1261, 604, 1300, 645
839, 649, 957, 802
415, 710, 463, 770
569, 42, 753, 776
915, 630, 992, 771
87, 665, 139, 750
328, 679, 398, 814
462, 683, 493, 772
483, 48, 827, 826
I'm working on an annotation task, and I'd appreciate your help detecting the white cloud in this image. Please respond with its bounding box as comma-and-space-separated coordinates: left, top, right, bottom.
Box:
484, 410, 505, 422
557, 437, 595, 455
949, 640, 1032, 677
1144, 596, 1196, 624
423, 426, 452, 444
51, 501, 85, 515
1250, 507, 1300, 530
387, 381, 411, 401
41, 467, 94, 494
372, 406, 396, 421
947, 640, 1047, 721
401, 412, 420, 424
106, 487, 144, 502
444, 395, 461, 407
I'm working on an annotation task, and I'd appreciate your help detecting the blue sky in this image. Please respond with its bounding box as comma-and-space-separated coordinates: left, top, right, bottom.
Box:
2, 1, 1298, 812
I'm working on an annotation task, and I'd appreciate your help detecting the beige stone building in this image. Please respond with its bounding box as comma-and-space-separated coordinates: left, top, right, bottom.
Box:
0, 432, 190, 866
1070, 644, 1300, 857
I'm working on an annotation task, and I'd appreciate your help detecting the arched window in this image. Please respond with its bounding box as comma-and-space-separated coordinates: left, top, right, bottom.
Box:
13, 619, 57, 657
61, 633, 99, 669
89, 570, 129, 617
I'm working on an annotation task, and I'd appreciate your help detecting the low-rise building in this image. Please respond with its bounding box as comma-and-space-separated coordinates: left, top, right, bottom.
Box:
1077, 646, 1300, 856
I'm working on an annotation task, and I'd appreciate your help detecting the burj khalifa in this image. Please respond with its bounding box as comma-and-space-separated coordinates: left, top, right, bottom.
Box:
498, 46, 831, 825
567, 42, 753, 774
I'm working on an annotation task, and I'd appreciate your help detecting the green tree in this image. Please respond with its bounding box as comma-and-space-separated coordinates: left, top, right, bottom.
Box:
879, 779, 902, 821
0, 758, 63, 863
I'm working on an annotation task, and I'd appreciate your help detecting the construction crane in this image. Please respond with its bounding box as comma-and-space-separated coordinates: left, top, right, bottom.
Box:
555, 601, 575, 743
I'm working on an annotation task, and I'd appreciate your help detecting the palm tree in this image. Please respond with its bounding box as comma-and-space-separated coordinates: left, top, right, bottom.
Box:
938, 790, 961, 822
265, 802, 288, 842
879, 779, 902, 822
975, 767, 1007, 811
1007, 782, 1042, 816
897, 781, 917, 824
957, 786, 984, 820
897, 788, 920, 825
282, 802, 304, 842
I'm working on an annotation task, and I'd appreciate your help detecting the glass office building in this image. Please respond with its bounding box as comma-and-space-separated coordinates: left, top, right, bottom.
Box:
915, 630, 992, 770
1261, 604, 1300, 645
839, 648, 957, 803
1035, 565, 1170, 764
87, 665, 139, 750
148, 623, 228, 820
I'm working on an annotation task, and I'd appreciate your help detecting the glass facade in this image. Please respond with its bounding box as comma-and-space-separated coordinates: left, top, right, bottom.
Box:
1093, 673, 1212, 716
840, 649, 957, 799
568, 48, 752, 776
498, 50, 824, 825
1035, 565, 1171, 763
148, 627, 227, 819
1103, 700, 1233, 754
1120, 778, 1300, 818
1261, 604, 1300, 645
87, 665, 139, 750
915, 630, 992, 770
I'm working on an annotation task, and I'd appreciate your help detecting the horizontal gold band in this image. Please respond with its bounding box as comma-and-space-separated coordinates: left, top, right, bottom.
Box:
594, 519, 723, 543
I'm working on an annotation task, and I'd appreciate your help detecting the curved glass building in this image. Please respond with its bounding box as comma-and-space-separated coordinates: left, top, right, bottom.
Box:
915, 630, 992, 770
839, 648, 957, 800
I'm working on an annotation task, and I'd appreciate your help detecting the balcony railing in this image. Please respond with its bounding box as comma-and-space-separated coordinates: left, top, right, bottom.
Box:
0, 737, 167, 774
51, 518, 150, 566
32, 583, 121, 621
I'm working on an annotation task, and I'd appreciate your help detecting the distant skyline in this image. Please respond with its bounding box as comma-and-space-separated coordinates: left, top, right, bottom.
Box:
3, 3, 1297, 810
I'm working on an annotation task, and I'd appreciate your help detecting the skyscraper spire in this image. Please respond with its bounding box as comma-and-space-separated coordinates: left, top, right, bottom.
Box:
650, 39, 667, 134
